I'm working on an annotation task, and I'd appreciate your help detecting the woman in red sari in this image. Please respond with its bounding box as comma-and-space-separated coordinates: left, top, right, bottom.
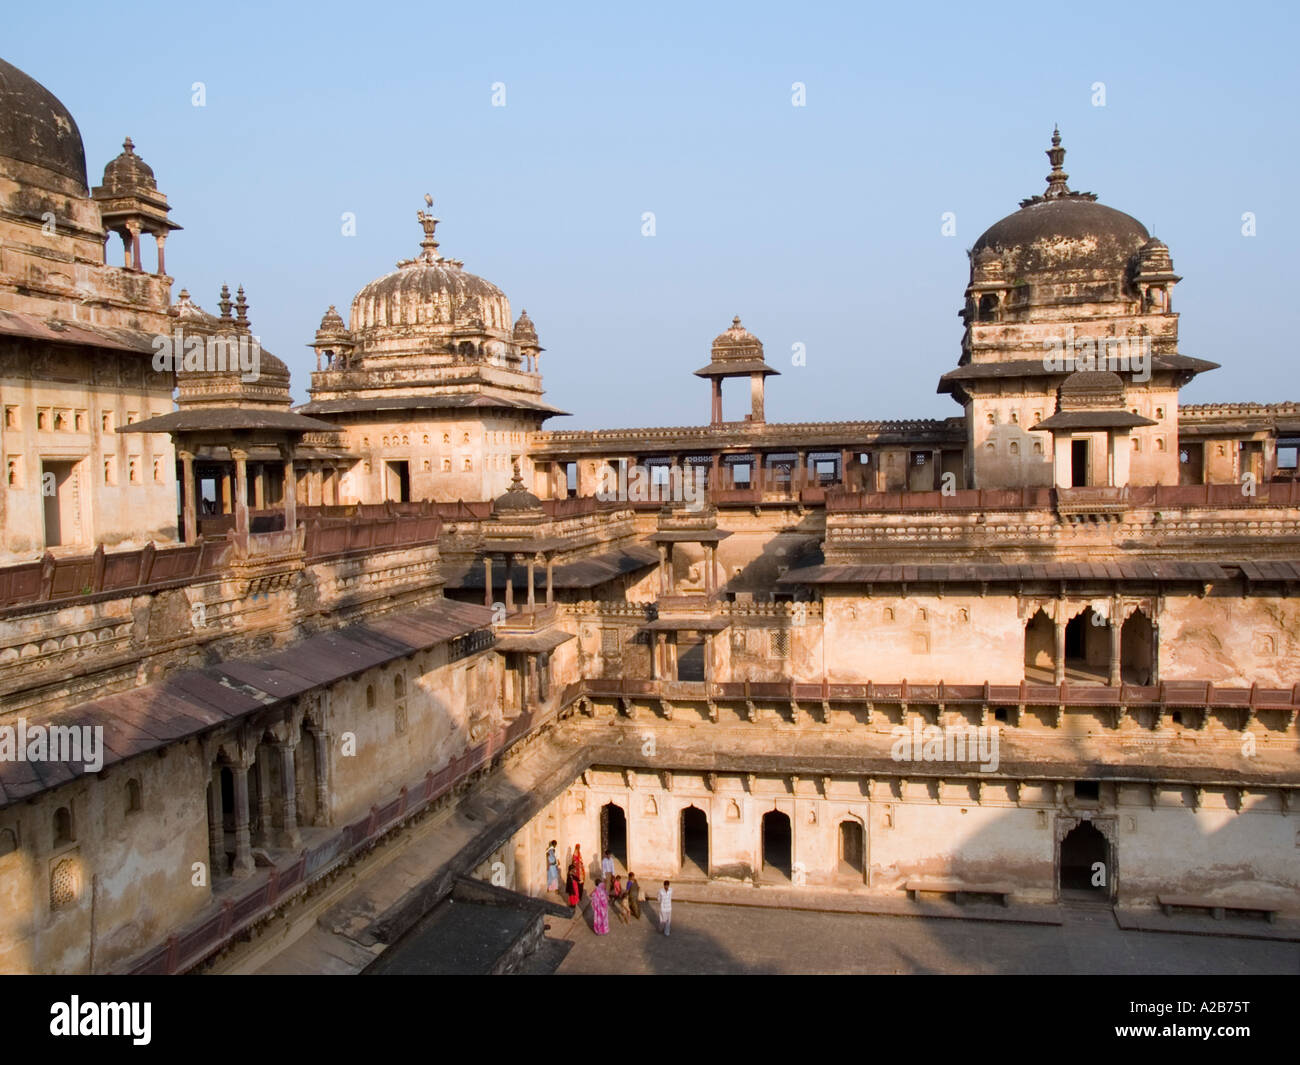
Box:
569, 845, 586, 902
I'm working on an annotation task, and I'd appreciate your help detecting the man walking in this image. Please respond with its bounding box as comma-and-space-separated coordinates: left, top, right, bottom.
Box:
658, 879, 673, 936
601, 850, 615, 893
626, 872, 641, 920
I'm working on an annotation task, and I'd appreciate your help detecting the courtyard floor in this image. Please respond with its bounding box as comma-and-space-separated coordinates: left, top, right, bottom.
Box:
532, 898, 1299, 975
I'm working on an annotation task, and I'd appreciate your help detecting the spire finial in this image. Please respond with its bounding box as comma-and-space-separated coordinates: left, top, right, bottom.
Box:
1044, 126, 1070, 198
218, 284, 232, 319
234, 285, 249, 329
509, 459, 524, 490
416, 197, 441, 261
123, 136, 135, 154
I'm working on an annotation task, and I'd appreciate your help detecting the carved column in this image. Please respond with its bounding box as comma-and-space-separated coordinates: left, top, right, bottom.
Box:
281, 447, 297, 531
311, 728, 332, 827
1054, 614, 1066, 686
527, 554, 537, 611
545, 554, 554, 606
1108, 609, 1122, 687
255, 751, 274, 848
126, 219, 142, 271
277, 741, 300, 848
155, 231, 167, 275
483, 554, 494, 607
180, 450, 197, 544
231, 448, 250, 536
207, 765, 225, 877
505, 552, 515, 613
231, 760, 255, 878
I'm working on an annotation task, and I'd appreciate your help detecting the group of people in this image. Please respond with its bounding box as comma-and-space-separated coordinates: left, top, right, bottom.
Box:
546, 841, 674, 936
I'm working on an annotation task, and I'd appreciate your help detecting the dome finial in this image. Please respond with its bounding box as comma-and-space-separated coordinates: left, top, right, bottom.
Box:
234, 285, 249, 330
1044, 126, 1070, 198
122, 136, 135, 154
416, 197, 441, 261
218, 284, 232, 319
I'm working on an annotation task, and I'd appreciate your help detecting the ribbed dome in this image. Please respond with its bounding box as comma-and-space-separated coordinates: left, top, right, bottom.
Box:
493, 465, 543, 513
0, 57, 87, 190
349, 208, 512, 338
99, 137, 156, 193
972, 198, 1149, 275
972, 129, 1149, 276
314, 304, 348, 342
512, 309, 538, 345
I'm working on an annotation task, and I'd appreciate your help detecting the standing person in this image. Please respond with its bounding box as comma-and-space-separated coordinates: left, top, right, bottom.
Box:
565, 867, 578, 908
570, 844, 586, 902
601, 850, 615, 892
625, 872, 641, 920
546, 840, 560, 894
591, 877, 610, 935
611, 875, 629, 924
658, 880, 673, 936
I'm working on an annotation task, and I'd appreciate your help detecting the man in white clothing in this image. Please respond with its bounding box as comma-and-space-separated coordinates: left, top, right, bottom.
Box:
658, 880, 673, 936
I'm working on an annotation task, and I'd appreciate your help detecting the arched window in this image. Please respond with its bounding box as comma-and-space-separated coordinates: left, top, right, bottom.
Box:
0, 827, 16, 857
126, 778, 143, 814
366, 684, 376, 710
54, 806, 74, 845
394, 674, 405, 700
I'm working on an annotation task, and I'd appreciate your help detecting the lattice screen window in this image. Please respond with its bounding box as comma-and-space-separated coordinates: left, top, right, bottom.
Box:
769, 628, 790, 658
50, 858, 78, 908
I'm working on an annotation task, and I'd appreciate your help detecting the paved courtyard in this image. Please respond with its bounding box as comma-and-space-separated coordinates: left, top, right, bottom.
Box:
540, 901, 1299, 975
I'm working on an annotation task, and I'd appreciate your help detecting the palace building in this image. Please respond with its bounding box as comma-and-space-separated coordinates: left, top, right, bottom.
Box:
0, 58, 1296, 975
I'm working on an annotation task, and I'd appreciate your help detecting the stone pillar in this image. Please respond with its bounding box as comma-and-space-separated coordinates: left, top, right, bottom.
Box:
221, 468, 232, 514
546, 555, 554, 606
1108, 611, 1122, 687
484, 555, 494, 608
311, 728, 332, 827
231, 448, 250, 536
180, 450, 197, 544
527, 555, 537, 610
231, 761, 255, 878
750, 372, 765, 422
755, 453, 765, 494
658, 543, 669, 596
253, 465, 266, 510
711, 378, 723, 425
254, 753, 274, 848
207, 766, 225, 877
310, 463, 324, 506
277, 742, 301, 848
795, 451, 806, 493
282, 451, 297, 531
155, 231, 167, 276
706, 543, 716, 595
841, 449, 852, 488
711, 453, 721, 493
505, 553, 515, 613
1054, 615, 1066, 686
126, 220, 142, 271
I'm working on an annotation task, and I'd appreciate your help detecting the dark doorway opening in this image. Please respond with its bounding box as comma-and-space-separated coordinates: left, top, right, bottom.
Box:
1060, 821, 1109, 895
1120, 609, 1155, 685
676, 635, 705, 681
680, 805, 708, 876
386, 460, 410, 502
600, 802, 627, 870
1178, 441, 1204, 485
762, 809, 792, 879
838, 820, 864, 876
1071, 439, 1089, 487
41, 460, 78, 547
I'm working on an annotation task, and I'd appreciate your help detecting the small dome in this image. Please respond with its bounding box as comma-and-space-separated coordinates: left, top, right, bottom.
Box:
0, 57, 87, 191
512, 309, 538, 345
493, 464, 543, 513
99, 136, 156, 193
314, 304, 349, 343
1058, 370, 1126, 409
711, 316, 764, 362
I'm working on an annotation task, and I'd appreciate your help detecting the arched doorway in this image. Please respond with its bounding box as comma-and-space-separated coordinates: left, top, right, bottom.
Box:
600, 802, 627, 871
762, 809, 792, 880
1120, 609, 1155, 685
295, 721, 318, 827
1024, 608, 1054, 680
838, 820, 864, 877
1064, 608, 1107, 683
1059, 821, 1109, 896
680, 806, 708, 876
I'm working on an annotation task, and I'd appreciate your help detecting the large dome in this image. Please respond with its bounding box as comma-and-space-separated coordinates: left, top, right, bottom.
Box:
349, 208, 512, 337
971, 129, 1149, 277
0, 57, 87, 191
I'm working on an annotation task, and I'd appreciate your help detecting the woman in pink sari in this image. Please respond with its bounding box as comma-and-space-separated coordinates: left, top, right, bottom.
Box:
590, 877, 610, 935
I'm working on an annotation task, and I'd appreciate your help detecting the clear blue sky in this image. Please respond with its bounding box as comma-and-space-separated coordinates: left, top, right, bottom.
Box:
6, 0, 1297, 427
